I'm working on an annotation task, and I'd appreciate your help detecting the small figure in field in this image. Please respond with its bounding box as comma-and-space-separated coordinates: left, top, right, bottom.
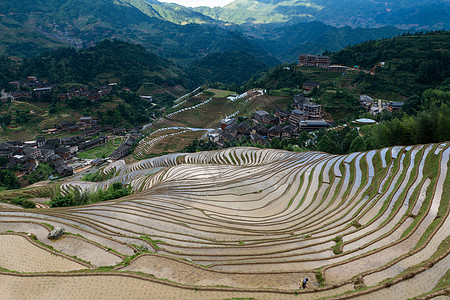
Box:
300, 278, 308, 289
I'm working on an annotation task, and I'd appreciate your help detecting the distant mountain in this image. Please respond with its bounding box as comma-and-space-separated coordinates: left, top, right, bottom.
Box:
194, 0, 450, 29
0, 0, 278, 66
235, 21, 405, 62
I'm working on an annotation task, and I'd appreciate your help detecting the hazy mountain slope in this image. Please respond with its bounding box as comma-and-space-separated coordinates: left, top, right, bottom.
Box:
0, 0, 278, 66
281, 25, 405, 61
235, 21, 405, 62
194, 0, 450, 28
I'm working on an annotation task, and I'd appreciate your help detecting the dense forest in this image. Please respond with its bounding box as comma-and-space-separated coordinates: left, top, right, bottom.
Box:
189, 51, 269, 85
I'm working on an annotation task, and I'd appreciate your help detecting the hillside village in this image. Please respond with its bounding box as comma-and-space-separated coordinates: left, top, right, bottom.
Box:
208, 94, 329, 146
0, 115, 142, 180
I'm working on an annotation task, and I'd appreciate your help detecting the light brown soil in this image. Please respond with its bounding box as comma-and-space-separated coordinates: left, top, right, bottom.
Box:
0, 234, 87, 272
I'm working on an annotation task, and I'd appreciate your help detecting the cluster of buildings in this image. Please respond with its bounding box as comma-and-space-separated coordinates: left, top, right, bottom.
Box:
44, 116, 127, 137
8, 76, 114, 102
0, 137, 92, 177
208, 94, 330, 146
8, 76, 53, 101
56, 85, 113, 102
358, 95, 404, 115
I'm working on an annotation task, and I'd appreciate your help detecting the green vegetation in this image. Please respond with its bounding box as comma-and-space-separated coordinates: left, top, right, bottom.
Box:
23, 163, 53, 185
332, 31, 450, 98
189, 51, 268, 85
2, 196, 35, 209
49, 182, 131, 208
139, 235, 166, 251
0, 169, 21, 191
315, 268, 326, 287
194, 0, 448, 29
18, 39, 186, 92
81, 170, 115, 183
78, 138, 122, 159
331, 236, 344, 255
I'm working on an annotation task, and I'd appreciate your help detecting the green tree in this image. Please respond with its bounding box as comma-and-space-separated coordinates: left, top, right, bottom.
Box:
317, 135, 337, 154
349, 136, 366, 153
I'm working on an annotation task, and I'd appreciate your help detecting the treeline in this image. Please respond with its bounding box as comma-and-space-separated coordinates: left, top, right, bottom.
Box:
49, 182, 131, 208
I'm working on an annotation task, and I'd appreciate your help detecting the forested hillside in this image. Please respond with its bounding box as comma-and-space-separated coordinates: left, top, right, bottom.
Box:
195, 0, 450, 28
332, 31, 450, 98
8, 40, 190, 92
189, 51, 269, 85
0, 0, 277, 66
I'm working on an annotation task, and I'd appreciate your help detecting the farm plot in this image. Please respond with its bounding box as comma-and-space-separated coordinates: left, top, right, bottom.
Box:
0, 144, 449, 299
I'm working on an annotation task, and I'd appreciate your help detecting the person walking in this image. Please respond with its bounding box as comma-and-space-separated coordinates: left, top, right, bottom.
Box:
300, 278, 308, 289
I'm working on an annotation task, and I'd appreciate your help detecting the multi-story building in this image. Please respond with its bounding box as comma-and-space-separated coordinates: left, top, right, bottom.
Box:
299, 54, 331, 68
303, 102, 322, 119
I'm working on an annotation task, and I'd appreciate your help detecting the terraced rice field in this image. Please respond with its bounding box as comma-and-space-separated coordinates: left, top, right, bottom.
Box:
0, 144, 449, 299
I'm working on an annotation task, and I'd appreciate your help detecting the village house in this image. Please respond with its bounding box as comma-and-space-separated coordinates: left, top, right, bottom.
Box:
39, 148, 55, 162
33, 87, 52, 100
275, 109, 290, 124
224, 123, 239, 138
66, 125, 80, 133
56, 164, 73, 177
268, 125, 283, 139
289, 109, 307, 126
55, 147, 71, 160
113, 127, 126, 135
36, 137, 46, 148
11, 91, 32, 100
281, 125, 298, 139
293, 94, 307, 110
251, 124, 268, 137
299, 120, 329, 131
23, 147, 41, 159
208, 129, 223, 143
220, 133, 236, 143
303, 102, 322, 119
316, 56, 332, 68
80, 116, 93, 126
328, 65, 350, 72
387, 102, 404, 113
110, 145, 130, 160
237, 122, 251, 139
21, 161, 37, 175
49, 154, 64, 166
303, 81, 320, 93
221, 118, 236, 130
298, 54, 331, 68
103, 125, 114, 132
83, 128, 97, 137
0, 149, 13, 159
250, 133, 265, 144
254, 111, 270, 123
